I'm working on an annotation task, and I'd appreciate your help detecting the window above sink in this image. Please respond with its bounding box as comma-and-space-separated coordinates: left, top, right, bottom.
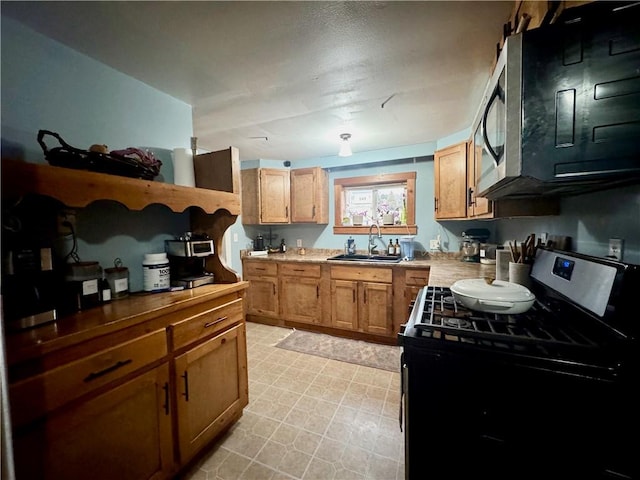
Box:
333, 172, 417, 235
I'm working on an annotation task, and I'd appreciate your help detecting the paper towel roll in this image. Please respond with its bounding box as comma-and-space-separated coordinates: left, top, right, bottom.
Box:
172, 148, 195, 187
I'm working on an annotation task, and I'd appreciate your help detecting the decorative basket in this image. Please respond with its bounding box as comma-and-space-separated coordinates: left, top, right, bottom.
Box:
37, 130, 161, 180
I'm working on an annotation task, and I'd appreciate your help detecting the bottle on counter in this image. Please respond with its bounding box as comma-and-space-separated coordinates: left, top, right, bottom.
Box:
394, 238, 401, 257
387, 239, 395, 256
280, 238, 287, 253
100, 277, 112, 303
346, 236, 356, 255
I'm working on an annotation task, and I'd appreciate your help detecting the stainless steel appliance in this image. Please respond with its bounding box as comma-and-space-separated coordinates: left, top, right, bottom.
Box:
399, 248, 639, 479
460, 229, 489, 263
473, 2, 640, 200
479, 243, 499, 264
165, 237, 215, 289
1, 247, 57, 329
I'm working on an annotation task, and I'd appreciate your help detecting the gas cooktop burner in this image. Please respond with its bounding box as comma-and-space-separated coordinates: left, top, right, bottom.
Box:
442, 318, 472, 329
413, 286, 606, 353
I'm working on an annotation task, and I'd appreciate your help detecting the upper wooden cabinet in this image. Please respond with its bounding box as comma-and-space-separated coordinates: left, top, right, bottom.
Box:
241, 168, 290, 224
290, 167, 329, 224
241, 167, 329, 225
434, 141, 559, 220
434, 142, 468, 219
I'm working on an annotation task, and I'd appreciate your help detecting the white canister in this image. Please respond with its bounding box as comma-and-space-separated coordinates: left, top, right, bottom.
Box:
143, 253, 170, 292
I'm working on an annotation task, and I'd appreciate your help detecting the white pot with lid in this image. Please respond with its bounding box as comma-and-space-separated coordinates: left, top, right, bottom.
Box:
450, 278, 535, 314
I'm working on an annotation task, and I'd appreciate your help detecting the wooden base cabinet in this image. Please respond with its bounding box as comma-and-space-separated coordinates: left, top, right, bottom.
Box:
12, 364, 174, 480
279, 263, 322, 325
173, 323, 248, 464
244, 261, 279, 318
329, 266, 393, 336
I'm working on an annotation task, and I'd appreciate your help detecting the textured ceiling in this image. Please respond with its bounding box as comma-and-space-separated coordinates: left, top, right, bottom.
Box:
2, 1, 513, 161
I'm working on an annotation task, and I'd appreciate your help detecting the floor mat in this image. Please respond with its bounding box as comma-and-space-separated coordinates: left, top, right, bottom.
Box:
275, 329, 401, 372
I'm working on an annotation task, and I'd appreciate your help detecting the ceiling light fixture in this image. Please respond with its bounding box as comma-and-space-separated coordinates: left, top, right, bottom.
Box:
338, 133, 352, 157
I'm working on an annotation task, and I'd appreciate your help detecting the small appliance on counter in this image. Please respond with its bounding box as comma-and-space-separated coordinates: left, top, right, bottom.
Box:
460, 229, 490, 263
1, 246, 58, 329
165, 232, 215, 289
479, 243, 501, 265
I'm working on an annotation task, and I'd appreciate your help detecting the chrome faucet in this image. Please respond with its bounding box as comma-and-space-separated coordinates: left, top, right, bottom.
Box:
368, 223, 381, 256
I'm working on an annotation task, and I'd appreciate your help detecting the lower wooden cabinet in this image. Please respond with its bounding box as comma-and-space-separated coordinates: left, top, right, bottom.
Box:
329, 265, 394, 336
12, 363, 174, 480
174, 322, 248, 464
244, 257, 431, 341
8, 286, 249, 480
280, 263, 322, 324
244, 260, 279, 318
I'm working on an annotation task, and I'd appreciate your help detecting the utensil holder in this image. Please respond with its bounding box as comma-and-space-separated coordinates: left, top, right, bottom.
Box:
509, 262, 532, 289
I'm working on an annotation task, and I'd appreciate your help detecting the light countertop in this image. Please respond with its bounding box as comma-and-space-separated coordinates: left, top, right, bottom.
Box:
242, 249, 496, 287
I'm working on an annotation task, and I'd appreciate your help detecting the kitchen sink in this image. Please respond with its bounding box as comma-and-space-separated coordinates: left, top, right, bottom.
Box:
326, 253, 403, 263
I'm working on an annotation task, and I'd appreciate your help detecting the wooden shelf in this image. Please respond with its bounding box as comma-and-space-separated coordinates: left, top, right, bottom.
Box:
1, 160, 240, 215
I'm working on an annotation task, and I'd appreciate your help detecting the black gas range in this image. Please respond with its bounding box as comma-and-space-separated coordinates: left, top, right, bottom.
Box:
399, 248, 638, 480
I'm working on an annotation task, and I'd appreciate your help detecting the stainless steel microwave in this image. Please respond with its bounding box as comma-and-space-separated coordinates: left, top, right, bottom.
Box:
474, 2, 640, 200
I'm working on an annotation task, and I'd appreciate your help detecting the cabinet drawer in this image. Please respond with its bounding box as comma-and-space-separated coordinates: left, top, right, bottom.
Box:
405, 269, 430, 286
244, 261, 277, 277
10, 329, 167, 427
169, 298, 244, 351
279, 262, 321, 278
330, 265, 392, 283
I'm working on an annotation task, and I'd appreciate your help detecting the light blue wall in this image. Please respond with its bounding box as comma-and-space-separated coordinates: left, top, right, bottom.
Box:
1, 17, 194, 291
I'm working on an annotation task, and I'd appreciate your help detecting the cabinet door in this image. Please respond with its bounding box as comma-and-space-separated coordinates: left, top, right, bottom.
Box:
290, 167, 328, 224
330, 279, 358, 330
280, 276, 320, 324
260, 168, 290, 223
13, 364, 173, 480
360, 282, 393, 336
246, 275, 279, 318
174, 323, 248, 464
434, 142, 467, 219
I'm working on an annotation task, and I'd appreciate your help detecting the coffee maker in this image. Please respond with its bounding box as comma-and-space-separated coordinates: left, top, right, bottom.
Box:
165, 233, 215, 289
1, 246, 58, 329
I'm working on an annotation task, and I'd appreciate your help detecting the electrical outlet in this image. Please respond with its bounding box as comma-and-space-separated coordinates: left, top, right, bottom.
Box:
56, 209, 76, 236
429, 238, 440, 251
296, 239, 303, 248
609, 238, 624, 260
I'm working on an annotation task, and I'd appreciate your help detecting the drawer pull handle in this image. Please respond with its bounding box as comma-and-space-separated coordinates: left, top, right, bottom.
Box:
255, 267, 266, 271
293, 269, 305, 272
162, 382, 170, 415
83, 359, 132, 382
204, 316, 228, 328
182, 371, 189, 401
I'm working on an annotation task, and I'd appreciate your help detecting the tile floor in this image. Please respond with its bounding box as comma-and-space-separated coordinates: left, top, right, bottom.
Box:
181, 321, 404, 480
